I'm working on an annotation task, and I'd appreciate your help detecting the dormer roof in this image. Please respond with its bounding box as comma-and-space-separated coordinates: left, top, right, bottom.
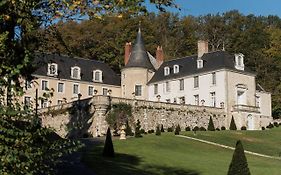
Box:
124, 28, 155, 71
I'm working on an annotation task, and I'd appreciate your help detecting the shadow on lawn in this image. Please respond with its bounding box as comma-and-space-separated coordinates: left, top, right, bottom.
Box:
82, 141, 200, 175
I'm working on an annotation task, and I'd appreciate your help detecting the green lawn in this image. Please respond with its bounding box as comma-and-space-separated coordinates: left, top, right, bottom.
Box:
183, 127, 281, 157
82, 131, 281, 175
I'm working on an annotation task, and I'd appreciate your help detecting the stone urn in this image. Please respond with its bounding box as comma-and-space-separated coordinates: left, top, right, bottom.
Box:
120, 125, 126, 140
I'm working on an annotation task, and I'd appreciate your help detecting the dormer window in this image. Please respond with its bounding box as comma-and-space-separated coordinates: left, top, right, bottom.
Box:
173, 65, 179, 74
235, 53, 245, 70
93, 70, 103, 82
71, 66, 81, 79
164, 67, 170, 76
48, 63, 58, 76
197, 59, 203, 69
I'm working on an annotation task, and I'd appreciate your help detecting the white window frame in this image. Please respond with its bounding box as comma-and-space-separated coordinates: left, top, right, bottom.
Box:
197, 59, 203, 69
24, 96, 31, 108
88, 86, 94, 96
211, 72, 216, 85
179, 79, 184, 91
154, 84, 158, 95
73, 83, 79, 95
41, 99, 48, 108
194, 76, 199, 88
41, 80, 48, 91
194, 95, 199, 105
164, 67, 170, 76
165, 81, 170, 92
103, 88, 108, 96
48, 63, 58, 76
173, 65, 179, 74
210, 92, 216, 107
93, 70, 103, 82
71, 66, 81, 79
235, 53, 245, 70
135, 85, 142, 96
57, 82, 64, 93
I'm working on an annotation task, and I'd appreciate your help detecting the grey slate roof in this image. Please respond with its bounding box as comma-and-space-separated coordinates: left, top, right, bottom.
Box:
33, 53, 121, 86
124, 29, 155, 70
148, 51, 254, 84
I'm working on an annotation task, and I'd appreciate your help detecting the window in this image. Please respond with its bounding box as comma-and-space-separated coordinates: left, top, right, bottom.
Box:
71, 66, 81, 79
57, 100, 63, 105
93, 70, 102, 82
197, 59, 203, 69
24, 96, 31, 108
165, 81, 170, 92
154, 84, 158, 95
235, 53, 245, 70
88, 86, 94, 96
135, 85, 142, 96
103, 88, 108, 96
41, 99, 48, 108
25, 80, 32, 90
58, 82, 64, 93
212, 72, 216, 85
179, 79, 184, 91
179, 96, 185, 104
210, 92, 216, 107
48, 63, 58, 76
73, 84, 79, 94
164, 67, 170, 76
173, 65, 179, 73
194, 95, 199, 105
256, 96, 260, 107
41, 80, 48, 91
194, 76, 199, 88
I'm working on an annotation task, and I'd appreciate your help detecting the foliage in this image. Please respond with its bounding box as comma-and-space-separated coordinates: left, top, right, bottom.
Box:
135, 119, 142, 138
227, 140, 251, 175
174, 124, 181, 135
207, 116, 215, 131
102, 127, 115, 157
147, 129, 154, 134
125, 120, 134, 136
106, 103, 132, 130
229, 116, 237, 130
156, 125, 161, 136
167, 126, 174, 132
241, 126, 247, 130
199, 127, 207, 131
266, 123, 274, 129
192, 126, 199, 131
185, 126, 191, 131
221, 126, 226, 130
161, 124, 165, 132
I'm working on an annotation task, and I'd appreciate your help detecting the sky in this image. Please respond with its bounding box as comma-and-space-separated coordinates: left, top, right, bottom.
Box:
147, 0, 281, 17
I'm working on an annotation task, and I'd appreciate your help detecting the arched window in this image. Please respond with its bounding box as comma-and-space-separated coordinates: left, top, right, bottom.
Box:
48, 63, 58, 76
164, 67, 170, 76
173, 65, 179, 73
93, 70, 103, 82
71, 66, 81, 79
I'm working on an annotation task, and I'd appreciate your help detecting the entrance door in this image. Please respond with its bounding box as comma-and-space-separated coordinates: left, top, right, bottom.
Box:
247, 115, 254, 130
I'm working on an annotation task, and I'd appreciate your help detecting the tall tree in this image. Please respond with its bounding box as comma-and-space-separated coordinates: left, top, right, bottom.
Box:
103, 127, 115, 157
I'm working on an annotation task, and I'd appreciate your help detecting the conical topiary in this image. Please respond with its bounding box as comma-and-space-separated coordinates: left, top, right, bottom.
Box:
160, 124, 165, 132
156, 125, 161, 136
102, 127, 115, 157
175, 124, 181, 135
135, 119, 142, 138
227, 140, 251, 175
208, 116, 215, 131
230, 116, 237, 130
125, 120, 134, 136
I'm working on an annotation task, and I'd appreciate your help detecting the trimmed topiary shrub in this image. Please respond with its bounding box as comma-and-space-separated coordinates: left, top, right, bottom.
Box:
221, 126, 226, 130
230, 116, 237, 130
216, 128, 220, 131
266, 123, 274, 129
140, 129, 145, 134
261, 127, 265, 130
208, 116, 215, 131
274, 122, 279, 127
175, 124, 181, 135
102, 127, 115, 157
185, 126, 191, 131
193, 126, 199, 131
125, 120, 134, 136
156, 125, 161, 136
199, 126, 206, 131
148, 130, 154, 134
227, 140, 251, 175
241, 126, 247, 130
161, 124, 165, 132
135, 120, 142, 138
167, 127, 174, 132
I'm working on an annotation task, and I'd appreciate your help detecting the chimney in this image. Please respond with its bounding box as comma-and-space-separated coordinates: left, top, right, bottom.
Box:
198, 40, 208, 58
124, 42, 132, 65
156, 46, 164, 65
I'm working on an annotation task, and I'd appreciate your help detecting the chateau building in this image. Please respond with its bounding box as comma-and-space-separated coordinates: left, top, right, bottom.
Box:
24, 28, 272, 130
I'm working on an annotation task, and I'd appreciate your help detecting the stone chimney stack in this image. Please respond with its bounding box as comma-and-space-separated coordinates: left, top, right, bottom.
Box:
124, 42, 132, 65
156, 46, 164, 65
198, 40, 208, 58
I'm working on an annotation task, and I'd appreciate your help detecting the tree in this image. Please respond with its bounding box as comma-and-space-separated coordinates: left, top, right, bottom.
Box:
156, 125, 161, 136
229, 116, 237, 130
102, 127, 115, 157
135, 119, 142, 138
161, 124, 165, 132
125, 120, 134, 136
175, 124, 181, 135
208, 116, 215, 131
227, 140, 251, 175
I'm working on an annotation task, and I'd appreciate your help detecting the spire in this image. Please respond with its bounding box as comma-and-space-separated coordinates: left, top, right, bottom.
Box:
125, 26, 155, 70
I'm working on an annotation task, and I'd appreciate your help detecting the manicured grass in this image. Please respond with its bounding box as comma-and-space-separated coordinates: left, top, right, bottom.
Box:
183, 127, 281, 157
82, 132, 281, 175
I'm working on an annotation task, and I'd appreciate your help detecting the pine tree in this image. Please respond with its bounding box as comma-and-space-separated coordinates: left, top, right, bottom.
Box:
135, 119, 142, 138
102, 127, 115, 157
227, 140, 251, 175
230, 116, 237, 130
125, 120, 134, 136
156, 125, 161, 136
161, 124, 165, 132
208, 116, 215, 131
175, 124, 181, 135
